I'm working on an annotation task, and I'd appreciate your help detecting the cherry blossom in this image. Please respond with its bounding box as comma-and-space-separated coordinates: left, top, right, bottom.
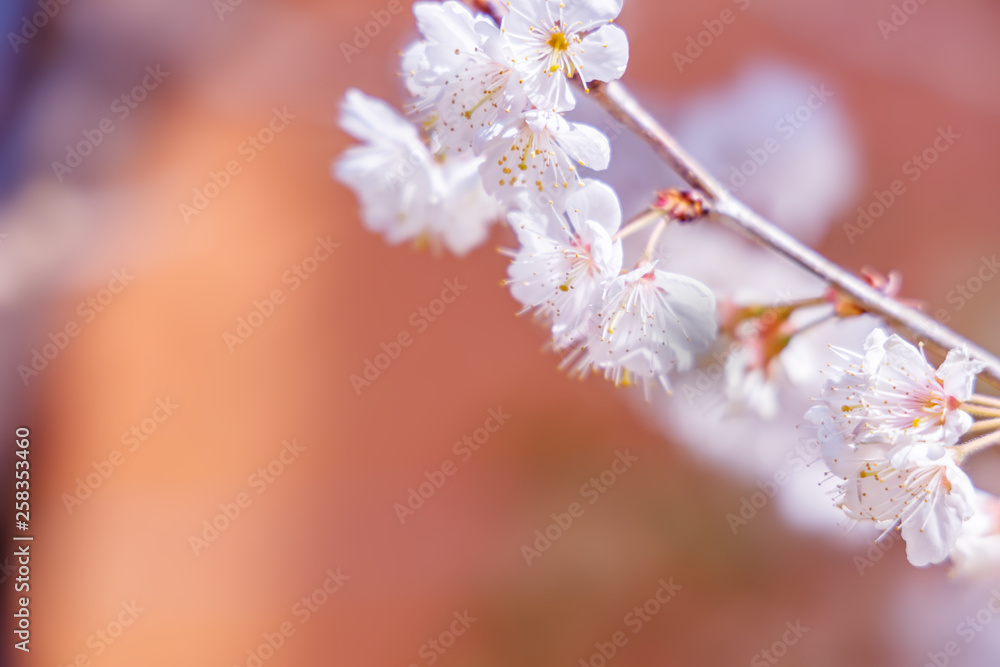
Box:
819, 329, 982, 452
949, 491, 1000, 578
567, 262, 717, 396
403, 1, 527, 153
502, 0, 629, 112
334, 89, 502, 254
505, 179, 623, 348
478, 108, 610, 205
811, 416, 977, 567
333, 0, 1000, 576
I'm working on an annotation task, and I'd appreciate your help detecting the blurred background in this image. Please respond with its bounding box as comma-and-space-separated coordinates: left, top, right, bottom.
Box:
2, 0, 1000, 665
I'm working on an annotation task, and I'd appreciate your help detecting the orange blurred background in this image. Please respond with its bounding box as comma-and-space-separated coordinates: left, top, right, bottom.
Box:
3, 0, 1000, 665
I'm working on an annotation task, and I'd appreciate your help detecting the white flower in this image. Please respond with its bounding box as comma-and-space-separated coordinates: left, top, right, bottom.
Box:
806, 329, 984, 565
811, 418, 977, 567
949, 491, 1000, 579
478, 109, 610, 205
821, 329, 981, 451
505, 180, 623, 348
502, 0, 629, 112
334, 89, 437, 245
567, 262, 717, 396
724, 344, 786, 420
333, 89, 502, 255
432, 155, 508, 254
632, 230, 872, 544
718, 299, 818, 420
403, 1, 526, 153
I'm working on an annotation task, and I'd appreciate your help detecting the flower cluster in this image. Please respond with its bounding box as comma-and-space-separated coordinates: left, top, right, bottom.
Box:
335, 0, 717, 394
334, 89, 503, 255
805, 329, 995, 568
333, 1, 1000, 574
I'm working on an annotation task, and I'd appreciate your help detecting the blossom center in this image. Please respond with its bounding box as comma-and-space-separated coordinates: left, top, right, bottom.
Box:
547, 31, 570, 52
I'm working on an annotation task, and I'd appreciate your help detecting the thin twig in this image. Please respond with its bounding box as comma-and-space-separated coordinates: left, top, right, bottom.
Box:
968, 394, 1000, 409
453, 0, 1000, 389
587, 80, 1000, 391
960, 404, 1000, 419
966, 417, 1000, 435
641, 219, 668, 263
953, 429, 1000, 465
613, 208, 663, 242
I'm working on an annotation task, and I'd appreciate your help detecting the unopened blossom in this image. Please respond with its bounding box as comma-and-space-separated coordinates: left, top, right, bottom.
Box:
809, 411, 977, 567
403, 1, 527, 153
478, 109, 610, 204
820, 329, 982, 451
502, 0, 629, 112
567, 262, 717, 396
334, 89, 502, 254
505, 180, 623, 348
824, 269, 913, 318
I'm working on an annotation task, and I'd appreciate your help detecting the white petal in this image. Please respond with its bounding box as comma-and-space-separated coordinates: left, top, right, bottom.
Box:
938, 347, 983, 402
523, 70, 576, 113
902, 464, 976, 567
563, 180, 620, 236
557, 121, 612, 171
578, 24, 629, 84
879, 333, 932, 379
413, 1, 481, 53
651, 271, 720, 355
340, 89, 420, 146
577, 0, 624, 22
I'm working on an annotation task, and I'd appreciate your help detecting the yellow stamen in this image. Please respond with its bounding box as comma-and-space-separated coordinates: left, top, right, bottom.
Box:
547, 31, 569, 52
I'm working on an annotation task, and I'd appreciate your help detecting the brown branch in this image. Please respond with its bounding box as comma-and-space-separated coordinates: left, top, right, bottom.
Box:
452, 0, 1000, 390
589, 79, 1000, 391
